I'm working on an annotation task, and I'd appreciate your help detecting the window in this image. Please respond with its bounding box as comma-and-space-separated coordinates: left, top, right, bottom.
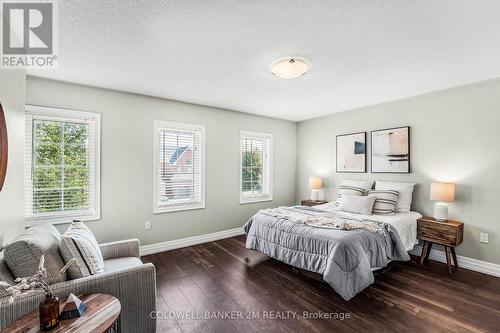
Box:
240, 130, 272, 203
25, 106, 101, 224
154, 120, 205, 213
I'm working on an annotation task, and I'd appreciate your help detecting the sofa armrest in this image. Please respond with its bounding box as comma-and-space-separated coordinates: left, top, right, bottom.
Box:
99, 239, 140, 260
0, 263, 156, 332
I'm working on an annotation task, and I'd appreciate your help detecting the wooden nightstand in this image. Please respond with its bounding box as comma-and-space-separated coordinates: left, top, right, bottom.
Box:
417, 217, 464, 274
301, 200, 328, 207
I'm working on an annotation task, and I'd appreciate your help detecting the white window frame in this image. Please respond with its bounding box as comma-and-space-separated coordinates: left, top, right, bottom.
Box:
153, 120, 206, 213
240, 130, 273, 204
25, 105, 101, 226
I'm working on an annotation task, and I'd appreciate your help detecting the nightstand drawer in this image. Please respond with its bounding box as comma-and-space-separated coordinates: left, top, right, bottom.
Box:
417, 219, 463, 246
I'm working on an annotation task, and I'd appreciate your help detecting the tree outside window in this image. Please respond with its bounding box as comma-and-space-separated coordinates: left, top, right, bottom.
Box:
32, 119, 90, 213
241, 149, 263, 195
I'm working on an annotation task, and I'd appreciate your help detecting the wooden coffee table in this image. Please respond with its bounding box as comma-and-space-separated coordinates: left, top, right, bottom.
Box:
4, 293, 121, 333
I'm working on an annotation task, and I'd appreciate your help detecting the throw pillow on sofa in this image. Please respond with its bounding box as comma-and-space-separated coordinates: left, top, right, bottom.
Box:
4, 223, 67, 284
0, 251, 15, 297
59, 221, 104, 279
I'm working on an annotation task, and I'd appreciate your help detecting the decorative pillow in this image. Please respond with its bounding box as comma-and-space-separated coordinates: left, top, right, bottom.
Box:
341, 179, 374, 190
0, 280, 11, 298
314, 201, 337, 212
59, 222, 104, 279
368, 190, 399, 215
4, 223, 67, 284
0, 251, 15, 297
335, 179, 374, 206
338, 195, 376, 215
375, 181, 415, 213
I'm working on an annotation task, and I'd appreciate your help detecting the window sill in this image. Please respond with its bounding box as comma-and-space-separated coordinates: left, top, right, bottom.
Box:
154, 204, 205, 214
240, 196, 273, 205
25, 213, 100, 227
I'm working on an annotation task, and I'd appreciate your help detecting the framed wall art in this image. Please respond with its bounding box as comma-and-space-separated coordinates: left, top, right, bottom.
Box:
336, 132, 366, 173
371, 126, 410, 173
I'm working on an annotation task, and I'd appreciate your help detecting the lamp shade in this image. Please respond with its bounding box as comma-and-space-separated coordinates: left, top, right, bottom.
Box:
430, 182, 455, 202
308, 176, 322, 189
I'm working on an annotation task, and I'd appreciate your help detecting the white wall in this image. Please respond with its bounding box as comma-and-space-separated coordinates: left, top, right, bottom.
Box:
26, 76, 296, 246
297, 78, 500, 264
0, 69, 26, 248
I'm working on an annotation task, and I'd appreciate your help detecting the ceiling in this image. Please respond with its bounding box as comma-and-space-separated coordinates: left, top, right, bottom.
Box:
28, 0, 500, 121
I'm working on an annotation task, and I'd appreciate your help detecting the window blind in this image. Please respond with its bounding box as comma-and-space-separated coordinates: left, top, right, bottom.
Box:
25, 107, 100, 223
154, 121, 205, 212
240, 131, 272, 203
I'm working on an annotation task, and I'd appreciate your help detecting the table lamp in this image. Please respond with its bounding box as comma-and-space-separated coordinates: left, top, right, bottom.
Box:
430, 182, 455, 221
309, 176, 322, 201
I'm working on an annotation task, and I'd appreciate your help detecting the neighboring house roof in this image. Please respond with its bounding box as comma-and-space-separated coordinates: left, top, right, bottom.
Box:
170, 145, 189, 164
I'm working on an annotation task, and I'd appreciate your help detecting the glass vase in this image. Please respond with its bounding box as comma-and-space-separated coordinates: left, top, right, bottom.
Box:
39, 292, 59, 331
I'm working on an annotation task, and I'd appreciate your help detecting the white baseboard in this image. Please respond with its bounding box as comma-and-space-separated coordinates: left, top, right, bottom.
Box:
410, 245, 500, 278
140, 227, 245, 256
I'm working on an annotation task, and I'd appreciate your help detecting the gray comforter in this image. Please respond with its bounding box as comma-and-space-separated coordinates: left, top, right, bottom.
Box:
244, 206, 410, 300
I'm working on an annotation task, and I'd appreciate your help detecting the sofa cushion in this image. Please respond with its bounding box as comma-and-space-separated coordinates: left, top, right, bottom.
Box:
4, 223, 67, 284
103, 257, 143, 274
0, 251, 15, 297
60, 222, 104, 279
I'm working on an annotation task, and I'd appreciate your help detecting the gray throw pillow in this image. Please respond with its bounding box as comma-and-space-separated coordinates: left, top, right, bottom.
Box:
0, 251, 15, 297
59, 222, 104, 279
4, 223, 67, 284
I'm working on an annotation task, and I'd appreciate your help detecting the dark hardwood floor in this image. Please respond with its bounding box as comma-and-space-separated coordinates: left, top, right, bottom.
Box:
142, 236, 500, 333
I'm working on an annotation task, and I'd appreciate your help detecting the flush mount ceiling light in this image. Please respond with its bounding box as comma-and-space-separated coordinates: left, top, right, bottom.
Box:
271, 57, 309, 79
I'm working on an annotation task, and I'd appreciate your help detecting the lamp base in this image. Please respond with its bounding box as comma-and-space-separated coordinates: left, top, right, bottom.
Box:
318, 190, 325, 201
311, 189, 320, 201
433, 202, 449, 221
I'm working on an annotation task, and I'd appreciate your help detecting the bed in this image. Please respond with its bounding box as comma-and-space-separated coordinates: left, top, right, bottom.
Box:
244, 203, 422, 300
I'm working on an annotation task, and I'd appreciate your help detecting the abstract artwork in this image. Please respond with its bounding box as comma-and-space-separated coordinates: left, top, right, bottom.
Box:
336, 132, 366, 173
371, 126, 410, 173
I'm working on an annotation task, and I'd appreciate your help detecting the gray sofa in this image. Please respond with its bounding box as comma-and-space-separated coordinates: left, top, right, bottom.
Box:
0, 236, 156, 332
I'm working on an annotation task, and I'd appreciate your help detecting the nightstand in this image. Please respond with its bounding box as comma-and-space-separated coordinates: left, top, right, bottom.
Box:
417, 217, 464, 274
301, 200, 328, 207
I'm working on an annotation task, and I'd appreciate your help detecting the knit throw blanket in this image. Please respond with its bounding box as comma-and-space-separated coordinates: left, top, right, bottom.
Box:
260, 206, 388, 235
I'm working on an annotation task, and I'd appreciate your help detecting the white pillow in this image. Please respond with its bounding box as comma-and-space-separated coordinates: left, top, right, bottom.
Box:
338, 195, 376, 215
375, 181, 415, 213
59, 222, 104, 279
335, 179, 374, 206
315, 201, 338, 212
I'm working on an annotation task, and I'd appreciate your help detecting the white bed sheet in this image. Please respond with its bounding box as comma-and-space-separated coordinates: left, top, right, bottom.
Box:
315, 203, 422, 251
